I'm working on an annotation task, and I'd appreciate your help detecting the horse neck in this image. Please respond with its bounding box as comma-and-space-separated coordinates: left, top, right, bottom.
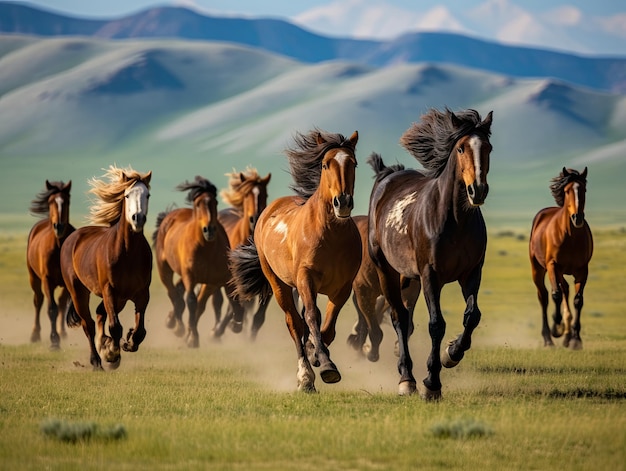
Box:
306, 190, 340, 230
434, 155, 472, 225
114, 213, 144, 253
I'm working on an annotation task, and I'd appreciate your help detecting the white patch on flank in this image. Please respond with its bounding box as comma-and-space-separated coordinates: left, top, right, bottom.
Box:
469, 135, 483, 184
385, 192, 417, 234
274, 220, 288, 243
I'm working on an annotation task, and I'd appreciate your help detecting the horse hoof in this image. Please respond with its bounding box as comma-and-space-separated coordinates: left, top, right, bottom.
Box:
418, 383, 442, 401
551, 323, 564, 338
165, 317, 176, 329
230, 321, 243, 334
398, 381, 417, 396
367, 351, 380, 363
103, 356, 121, 371
297, 382, 317, 393
320, 363, 341, 384
49, 342, 61, 352
346, 334, 362, 351
569, 338, 583, 350
441, 346, 462, 368
30, 332, 41, 343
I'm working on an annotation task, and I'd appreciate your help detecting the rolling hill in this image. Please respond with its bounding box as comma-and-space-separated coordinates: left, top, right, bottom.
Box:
0, 34, 624, 231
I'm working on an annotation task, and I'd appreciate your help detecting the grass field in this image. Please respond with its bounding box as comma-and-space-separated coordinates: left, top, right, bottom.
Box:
1, 227, 625, 470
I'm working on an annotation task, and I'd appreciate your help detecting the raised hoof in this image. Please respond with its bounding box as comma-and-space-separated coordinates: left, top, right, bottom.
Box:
398, 380, 417, 396
320, 364, 341, 384
441, 345, 463, 368
366, 350, 380, 363
174, 323, 186, 338
346, 333, 362, 351
230, 320, 243, 334
551, 323, 564, 338
103, 356, 121, 371
30, 331, 41, 343
165, 315, 176, 330
418, 383, 442, 401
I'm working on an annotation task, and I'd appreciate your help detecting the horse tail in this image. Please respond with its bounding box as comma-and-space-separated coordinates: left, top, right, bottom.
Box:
65, 300, 82, 328
367, 152, 405, 184
229, 238, 272, 303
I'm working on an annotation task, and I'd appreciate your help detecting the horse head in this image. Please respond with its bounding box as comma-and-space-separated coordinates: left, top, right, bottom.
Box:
563, 167, 588, 228
123, 172, 151, 233
452, 110, 493, 207
195, 188, 219, 242
319, 130, 358, 218
241, 172, 271, 232
46, 180, 72, 238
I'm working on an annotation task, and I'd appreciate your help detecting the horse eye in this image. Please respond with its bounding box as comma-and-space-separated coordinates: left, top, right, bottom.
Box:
457, 145, 464, 154
322, 163, 328, 170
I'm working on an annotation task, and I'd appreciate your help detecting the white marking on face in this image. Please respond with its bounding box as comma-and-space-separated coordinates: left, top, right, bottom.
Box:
333, 150, 350, 167
572, 182, 580, 213
125, 182, 149, 232
54, 195, 64, 217
469, 135, 483, 184
274, 220, 288, 243
385, 192, 417, 234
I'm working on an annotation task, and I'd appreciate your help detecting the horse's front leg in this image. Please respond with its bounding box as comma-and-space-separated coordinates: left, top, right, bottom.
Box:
418, 268, 445, 401
443, 265, 484, 368
123, 289, 148, 353
42, 278, 61, 350
58, 287, 70, 340
184, 284, 200, 348
569, 271, 588, 350
100, 288, 123, 369
547, 261, 565, 338
298, 272, 340, 385
531, 258, 552, 346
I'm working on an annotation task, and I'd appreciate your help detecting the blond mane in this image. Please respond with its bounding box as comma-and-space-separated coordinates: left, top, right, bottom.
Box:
88, 165, 151, 226
220, 167, 262, 211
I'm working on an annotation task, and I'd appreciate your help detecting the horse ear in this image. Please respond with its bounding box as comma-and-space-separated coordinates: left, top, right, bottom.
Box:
581, 167, 588, 179
349, 130, 358, 148
45, 180, 53, 190
481, 111, 493, 132
239, 172, 247, 183
263, 173, 272, 184
65, 180, 72, 192
144, 171, 152, 184
450, 111, 463, 129
562, 167, 569, 177
316, 132, 327, 145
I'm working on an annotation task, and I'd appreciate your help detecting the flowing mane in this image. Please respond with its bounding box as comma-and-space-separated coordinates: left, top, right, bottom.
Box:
88, 165, 152, 226
549, 168, 587, 207
399, 108, 491, 177
29, 181, 69, 217
177, 176, 217, 204
286, 129, 356, 200
220, 167, 262, 210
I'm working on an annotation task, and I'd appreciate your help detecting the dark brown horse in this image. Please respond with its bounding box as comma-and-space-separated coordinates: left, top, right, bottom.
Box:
347, 214, 420, 362
529, 167, 593, 349
368, 108, 493, 399
153, 176, 243, 348
26, 180, 75, 349
61, 166, 152, 370
230, 129, 361, 392
210, 168, 271, 340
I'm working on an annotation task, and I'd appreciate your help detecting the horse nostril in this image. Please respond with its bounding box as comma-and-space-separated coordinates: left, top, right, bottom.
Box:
333, 196, 340, 208
467, 185, 475, 198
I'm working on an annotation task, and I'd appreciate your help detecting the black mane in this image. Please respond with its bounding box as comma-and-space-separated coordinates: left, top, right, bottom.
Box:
176, 176, 217, 204
29, 181, 69, 217
550, 168, 587, 207
286, 129, 355, 199
399, 108, 491, 177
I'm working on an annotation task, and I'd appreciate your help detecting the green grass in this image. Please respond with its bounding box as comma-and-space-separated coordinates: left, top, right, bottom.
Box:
1, 228, 625, 470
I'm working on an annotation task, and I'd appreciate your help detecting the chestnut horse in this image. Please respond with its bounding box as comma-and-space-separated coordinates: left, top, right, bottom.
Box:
347, 214, 420, 362
26, 180, 75, 349
211, 168, 271, 340
153, 176, 243, 348
230, 129, 361, 392
368, 108, 493, 399
61, 166, 152, 370
529, 167, 593, 349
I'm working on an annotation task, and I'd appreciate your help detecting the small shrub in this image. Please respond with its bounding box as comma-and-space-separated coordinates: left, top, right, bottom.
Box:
430, 417, 493, 439
40, 418, 127, 443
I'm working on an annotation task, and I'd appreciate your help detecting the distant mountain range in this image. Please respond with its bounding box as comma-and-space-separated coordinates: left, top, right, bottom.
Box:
1, 2, 625, 94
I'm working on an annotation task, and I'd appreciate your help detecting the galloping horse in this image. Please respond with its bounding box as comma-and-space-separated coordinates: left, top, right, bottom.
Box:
368, 108, 493, 399
153, 176, 242, 348
347, 214, 420, 362
230, 129, 361, 392
529, 167, 593, 349
210, 168, 271, 340
61, 166, 152, 370
26, 180, 75, 349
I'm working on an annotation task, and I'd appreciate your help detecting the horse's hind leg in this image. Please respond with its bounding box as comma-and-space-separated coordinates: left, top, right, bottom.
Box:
250, 294, 272, 341
569, 271, 588, 350
560, 279, 573, 347
531, 259, 553, 346
123, 288, 149, 353
42, 279, 60, 349
346, 291, 369, 355
352, 288, 383, 362
58, 287, 70, 339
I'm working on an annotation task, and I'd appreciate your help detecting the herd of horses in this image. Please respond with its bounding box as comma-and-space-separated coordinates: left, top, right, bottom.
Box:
25, 107, 594, 399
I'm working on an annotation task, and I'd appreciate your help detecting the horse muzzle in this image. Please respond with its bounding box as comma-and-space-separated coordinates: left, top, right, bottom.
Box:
333, 193, 354, 218
467, 182, 489, 206
571, 212, 585, 228
130, 213, 146, 233
202, 224, 217, 242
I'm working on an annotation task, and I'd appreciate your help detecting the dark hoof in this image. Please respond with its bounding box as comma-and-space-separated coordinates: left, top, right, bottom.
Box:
569, 338, 583, 350
298, 382, 317, 393
441, 345, 463, 368
346, 333, 363, 351
366, 350, 380, 363
398, 381, 417, 396
49, 342, 61, 352
30, 331, 41, 343
230, 320, 243, 334
103, 356, 121, 371
418, 383, 442, 401
551, 323, 564, 338
320, 363, 341, 384
165, 315, 176, 329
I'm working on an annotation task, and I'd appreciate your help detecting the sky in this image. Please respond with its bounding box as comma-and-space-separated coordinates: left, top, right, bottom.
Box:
20, 0, 626, 56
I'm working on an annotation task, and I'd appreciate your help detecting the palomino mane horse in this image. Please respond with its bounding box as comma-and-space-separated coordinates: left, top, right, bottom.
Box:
347, 214, 420, 362
61, 166, 152, 370
230, 129, 361, 392
210, 167, 271, 340
529, 167, 593, 349
153, 176, 243, 348
368, 108, 493, 399
26, 180, 75, 349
